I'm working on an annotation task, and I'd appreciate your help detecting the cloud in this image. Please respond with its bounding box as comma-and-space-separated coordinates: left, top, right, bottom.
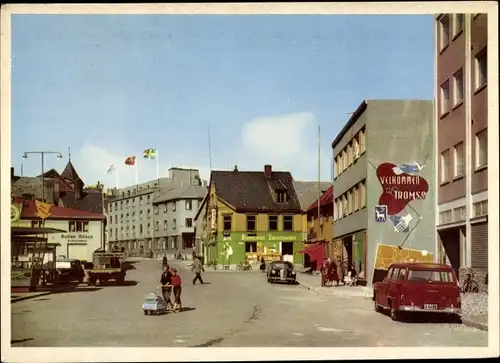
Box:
239, 112, 331, 181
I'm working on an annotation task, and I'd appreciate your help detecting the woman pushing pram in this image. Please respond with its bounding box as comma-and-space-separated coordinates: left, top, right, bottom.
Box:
159, 265, 174, 310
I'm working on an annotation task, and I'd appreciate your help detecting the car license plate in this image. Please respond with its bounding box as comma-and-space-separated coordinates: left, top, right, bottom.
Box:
424, 304, 438, 310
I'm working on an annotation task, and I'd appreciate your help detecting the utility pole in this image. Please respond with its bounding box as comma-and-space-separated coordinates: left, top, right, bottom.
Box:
22, 151, 63, 202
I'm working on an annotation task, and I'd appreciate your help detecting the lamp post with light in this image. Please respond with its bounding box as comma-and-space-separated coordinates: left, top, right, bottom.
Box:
22, 151, 63, 202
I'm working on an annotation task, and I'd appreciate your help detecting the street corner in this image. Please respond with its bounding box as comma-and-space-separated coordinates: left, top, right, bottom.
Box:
11, 291, 53, 303
461, 318, 488, 332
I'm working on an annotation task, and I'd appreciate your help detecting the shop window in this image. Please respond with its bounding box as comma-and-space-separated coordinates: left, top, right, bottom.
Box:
283, 215, 293, 231
245, 241, 257, 253
268, 215, 278, 231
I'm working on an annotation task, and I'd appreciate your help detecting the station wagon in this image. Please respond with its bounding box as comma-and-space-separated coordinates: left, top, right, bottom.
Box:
373, 262, 461, 322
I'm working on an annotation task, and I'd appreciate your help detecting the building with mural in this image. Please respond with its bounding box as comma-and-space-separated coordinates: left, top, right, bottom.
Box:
331, 99, 435, 285
434, 14, 488, 290
194, 165, 306, 268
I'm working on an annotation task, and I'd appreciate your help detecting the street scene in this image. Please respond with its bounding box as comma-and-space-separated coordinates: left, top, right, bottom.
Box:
3, 4, 496, 360
11, 259, 487, 347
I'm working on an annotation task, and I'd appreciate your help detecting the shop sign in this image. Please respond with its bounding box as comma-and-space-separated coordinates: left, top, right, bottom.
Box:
59, 233, 94, 243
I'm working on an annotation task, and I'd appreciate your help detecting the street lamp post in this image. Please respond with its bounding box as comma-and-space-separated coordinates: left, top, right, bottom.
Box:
22, 151, 63, 202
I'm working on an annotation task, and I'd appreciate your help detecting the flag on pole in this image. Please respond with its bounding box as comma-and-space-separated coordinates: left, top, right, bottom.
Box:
106, 165, 116, 174
124, 156, 136, 166
143, 148, 157, 159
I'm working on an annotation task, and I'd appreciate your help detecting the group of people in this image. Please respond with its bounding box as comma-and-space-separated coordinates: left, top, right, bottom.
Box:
320, 257, 359, 287
158, 256, 206, 313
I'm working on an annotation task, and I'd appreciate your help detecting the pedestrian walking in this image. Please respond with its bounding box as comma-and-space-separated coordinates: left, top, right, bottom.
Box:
159, 265, 173, 310
191, 257, 205, 285
170, 268, 182, 312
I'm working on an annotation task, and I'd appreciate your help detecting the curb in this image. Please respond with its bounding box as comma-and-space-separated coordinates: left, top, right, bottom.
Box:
462, 318, 488, 331
11, 291, 53, 304
297, 281, 372, 300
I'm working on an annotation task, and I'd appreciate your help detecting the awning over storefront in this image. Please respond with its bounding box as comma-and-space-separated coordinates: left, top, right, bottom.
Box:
11, 227, 67, 236
298, 242, 325, 266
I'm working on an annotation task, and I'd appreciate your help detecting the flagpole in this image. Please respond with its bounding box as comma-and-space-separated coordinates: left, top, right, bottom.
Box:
208, 125, 213, 172
115, 170, 119, 189
135, 156, 139, 187
156, 149, 160, 181
317, 124, 321, 236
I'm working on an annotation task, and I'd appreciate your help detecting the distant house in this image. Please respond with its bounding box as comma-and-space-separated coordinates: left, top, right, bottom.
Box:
195, 164, 306, 268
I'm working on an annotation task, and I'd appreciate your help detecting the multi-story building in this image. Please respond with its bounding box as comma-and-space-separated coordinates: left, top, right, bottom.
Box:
152, 184, 207, 257
435, 14, 488, 287
332, 99, 435, 285
105, 167, 201, 254
194, 165, 306, 269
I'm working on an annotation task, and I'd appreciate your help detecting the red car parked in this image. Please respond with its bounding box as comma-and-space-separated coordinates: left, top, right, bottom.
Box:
373, 262, 461, 322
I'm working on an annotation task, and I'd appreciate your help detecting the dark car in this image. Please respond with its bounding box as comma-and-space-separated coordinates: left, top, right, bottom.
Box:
267, 261, 297, 284
42, 258, 85, 285
373, 262, 461, 322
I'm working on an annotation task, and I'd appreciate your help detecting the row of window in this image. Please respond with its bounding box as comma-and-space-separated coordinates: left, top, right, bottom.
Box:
333, 181, 366, 221
109, 218, 194, 238
109, 197, 196, 213
334, 127, 366, 178
439, 199, 488, 225
108, 200, 197, 224
31, 220, 90, 232
438, 14, 464, 51
439, 48, 487, 116
440, 128, 487, 184
221, 214, 295, 232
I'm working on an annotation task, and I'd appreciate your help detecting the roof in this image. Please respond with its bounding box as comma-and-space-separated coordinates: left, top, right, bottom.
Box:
308, 186, 334, 211
62, 189, 104, 214
331, 100, 368, 148
11, 226, 67, 235
12, 177, 57, 203
293, 181, 331, 211
210, 169, 302, 213
61, 161, 83, 184
154, 185, 207, 204
390, 262, 451, 269
20, 199, 105, 220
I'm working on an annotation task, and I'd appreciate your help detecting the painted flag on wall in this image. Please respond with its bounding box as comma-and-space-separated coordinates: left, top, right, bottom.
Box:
124, 156, 136, 166
143, 148, 157, 160
390, 213, 414, 233
34, 200, 52, 220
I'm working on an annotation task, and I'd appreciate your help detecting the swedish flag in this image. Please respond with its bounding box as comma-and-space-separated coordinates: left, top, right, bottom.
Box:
143, 148, 157, 160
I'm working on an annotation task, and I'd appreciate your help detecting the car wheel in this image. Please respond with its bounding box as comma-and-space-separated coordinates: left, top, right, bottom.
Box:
374, 294, 381, 313
390, 305, 400, 321
267, 278, 271, 283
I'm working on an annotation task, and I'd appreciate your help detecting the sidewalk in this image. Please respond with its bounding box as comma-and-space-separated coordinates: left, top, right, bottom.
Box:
11, 291, 53, 303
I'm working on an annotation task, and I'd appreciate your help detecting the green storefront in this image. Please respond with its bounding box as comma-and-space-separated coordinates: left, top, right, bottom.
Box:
205, 232, 304, 266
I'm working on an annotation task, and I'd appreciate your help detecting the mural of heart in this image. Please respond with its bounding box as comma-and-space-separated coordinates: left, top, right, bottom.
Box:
377, 162, 429, 216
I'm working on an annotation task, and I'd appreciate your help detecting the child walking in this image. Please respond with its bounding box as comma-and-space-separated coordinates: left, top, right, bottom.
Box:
170, 268, 182, 312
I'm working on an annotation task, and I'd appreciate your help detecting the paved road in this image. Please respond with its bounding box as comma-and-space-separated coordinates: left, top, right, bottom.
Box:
11, 260, 487, 347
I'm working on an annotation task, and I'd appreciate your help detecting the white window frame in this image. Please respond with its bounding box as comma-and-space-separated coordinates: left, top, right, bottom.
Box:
453, 142, 464, 178
439, 14, 450, 51
359, 182, 366, 208
475, 128, 487, 169
475, 47, 487, 90
452, 68, 464, 106
440, 80, 450, 115
347, 144, 353, 166
353, 185, 359, 211
342, 150, 347, 172
358, 129, 366, 154
440, 149, 451, 183
352, 137, 360, 160
342, 195, 348, 216
453, 14, 464, 38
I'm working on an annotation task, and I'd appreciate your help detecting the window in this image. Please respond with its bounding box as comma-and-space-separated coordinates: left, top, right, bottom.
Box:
440, 80, 450, 115
110, 216, 113, 224
245, 242, 257, 253
139, 197, 143, 206
147, 209, 151, 217
163, 204, 167, 213
439, 15, 450, 50
334, 159, 339, 178
453, 68, 464, 106
337, 155, 343, 174
69, 221, 89, 232
120, 201, 123, 210
359, 182, 366, 208
475, 47, 487, 89
396, 268, 407, 281
277, 191, 287, 203
352, 137, 360, 159
347, 144, 353, 166
408, 269, 454, 282
283, 215, 293, 231
475, 129, 487, 168
473, 200, 488, 218
155, 221, 159, 231
139, 210, 143, 220
147, 223, 151, 232
439, 210, 453, 225
185, 218, 193, 228
347, 190, 353, 214
115, 228, 117, 237
342, 150, 347, 171
440, 149, 451, 183
453, 206, 466, 222
453, 142, 464, 177
223, 215, 232, 231
164, 220, 168, 230
246, 215, 256, 231
110, 229, 112, 237
109, 204, 113, 212
185, 200, 192, 210
139, 224, 143, 235
268, 215, 278, 231
31, 220, 43, 228
358, 129, 366, 154
353, 185, 359, 211
155, 206, 159, 215
172, 219, 177, 229
453, 14, 464, 37
342, 195, 347, 216
172, 202, 176, 212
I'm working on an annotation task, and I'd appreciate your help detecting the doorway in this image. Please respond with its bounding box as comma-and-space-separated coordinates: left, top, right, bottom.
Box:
439, 227, 461, 276
342, 236, 353, 269
281, 242, 294, 263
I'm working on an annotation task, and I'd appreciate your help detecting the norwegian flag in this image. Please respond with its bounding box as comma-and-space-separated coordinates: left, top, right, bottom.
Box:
390, 213, 413, 233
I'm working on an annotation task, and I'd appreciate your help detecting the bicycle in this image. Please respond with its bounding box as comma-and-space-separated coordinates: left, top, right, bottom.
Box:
236, 262, 252, 271
460, 271, 479, 293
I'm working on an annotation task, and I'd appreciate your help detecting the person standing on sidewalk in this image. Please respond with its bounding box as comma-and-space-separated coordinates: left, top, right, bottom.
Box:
170, 268, 183, 312
191, 257, 205, 285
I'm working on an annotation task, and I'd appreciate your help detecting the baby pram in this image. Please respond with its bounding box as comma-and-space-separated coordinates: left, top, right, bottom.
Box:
142, 286, 168, 315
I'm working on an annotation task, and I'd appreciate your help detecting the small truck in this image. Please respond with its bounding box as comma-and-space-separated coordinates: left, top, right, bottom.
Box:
87, 250, 127, 286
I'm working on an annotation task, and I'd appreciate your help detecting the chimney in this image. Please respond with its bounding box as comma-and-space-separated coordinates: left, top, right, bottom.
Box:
233, 165, 239, 172
264, 164, 272, 179
11, 167, 14, 181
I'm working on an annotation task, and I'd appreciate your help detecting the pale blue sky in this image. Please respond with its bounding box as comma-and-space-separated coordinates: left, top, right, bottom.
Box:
11, 14, 434, 187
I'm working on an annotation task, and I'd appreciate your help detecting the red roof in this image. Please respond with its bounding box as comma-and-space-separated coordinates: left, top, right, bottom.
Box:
20, 199, 105, 220
307, 186, 333, 211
